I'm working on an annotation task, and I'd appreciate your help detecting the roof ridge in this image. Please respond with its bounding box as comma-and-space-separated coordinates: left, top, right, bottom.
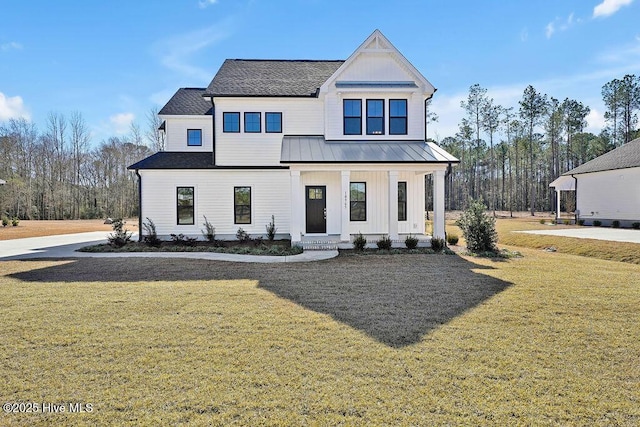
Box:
226, 59, 345, 63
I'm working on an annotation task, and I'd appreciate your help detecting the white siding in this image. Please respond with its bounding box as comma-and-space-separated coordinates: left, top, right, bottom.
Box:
577, 167, 640, 222
163, 116, 213, 152
336, 52, 415, 82
140, 169, 291, 238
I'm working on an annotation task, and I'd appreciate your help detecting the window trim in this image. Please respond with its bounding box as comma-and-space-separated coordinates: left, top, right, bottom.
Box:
176, 186, 195, 225
187, 129, 202, 146
265, 112, 282, 133
223, 112, 240, 133
234, 186, 252, 225
398, 181, 407, 222
343, 99, 362, 135
350, 182, 367, 222
366, 99, 385, 135
244, 112, 261, 133
389, 99, 408, 135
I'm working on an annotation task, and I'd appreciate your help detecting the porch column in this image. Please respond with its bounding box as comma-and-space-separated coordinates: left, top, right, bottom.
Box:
340, 170, 350, 241
432, 169, 445, 239
555, 189, 561, 222
388, 170, 399, 240
290, 170, 301, 242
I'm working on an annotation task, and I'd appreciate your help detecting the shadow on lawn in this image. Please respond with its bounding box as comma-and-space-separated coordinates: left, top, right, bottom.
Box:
8, 255, 512, 348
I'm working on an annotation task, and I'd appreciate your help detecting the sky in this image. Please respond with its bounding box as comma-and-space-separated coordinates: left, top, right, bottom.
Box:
1, 0, 639, 144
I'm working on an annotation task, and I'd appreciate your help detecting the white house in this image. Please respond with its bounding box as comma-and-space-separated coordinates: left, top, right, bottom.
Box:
550, 137, 640, 226
129, 30, 459, 245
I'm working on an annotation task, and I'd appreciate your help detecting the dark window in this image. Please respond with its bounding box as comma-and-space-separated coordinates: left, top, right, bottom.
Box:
244, 112, 261, 133
223, 112, 240, 133
177, 187, 194, 225
398, 181, 407, 221
389, 100, 408, 135
350, 182, 366, 221
234, 186, 251, 224
343, 99, 362, 135
265, 112, 282, 133
367, 99, 384, 135
187, 129, 202, 146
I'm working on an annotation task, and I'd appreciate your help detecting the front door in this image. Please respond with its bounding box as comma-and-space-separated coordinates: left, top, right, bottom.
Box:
305, 185, 326, 233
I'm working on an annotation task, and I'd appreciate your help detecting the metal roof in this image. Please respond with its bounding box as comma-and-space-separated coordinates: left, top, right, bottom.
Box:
159, 88, 213, 116
280, 136, 459, 164
563, 137, 640, 175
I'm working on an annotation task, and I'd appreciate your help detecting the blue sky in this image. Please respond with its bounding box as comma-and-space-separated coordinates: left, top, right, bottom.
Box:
1, 0, 639, 144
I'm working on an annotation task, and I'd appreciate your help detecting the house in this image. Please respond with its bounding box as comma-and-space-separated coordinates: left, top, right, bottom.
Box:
550, 137, 640, 226
128, 30, 459, 245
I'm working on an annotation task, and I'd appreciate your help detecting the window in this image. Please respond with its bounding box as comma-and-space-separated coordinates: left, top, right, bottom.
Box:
398, 182, 407, 221
350, 182, 366, 221
265, 112, 282, 133
389, 100, 408, 135
187, 129, 202, 146
367, 99, 384, 135
177, 187, 194, 225
223, 112, 240, 133
234, 186, 251, 224
244, 112, 261, 133
343, 99, 362, 135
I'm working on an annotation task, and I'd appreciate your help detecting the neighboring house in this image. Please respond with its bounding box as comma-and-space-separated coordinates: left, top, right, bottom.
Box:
129, 30, 458, 244
550, 137, 640, 226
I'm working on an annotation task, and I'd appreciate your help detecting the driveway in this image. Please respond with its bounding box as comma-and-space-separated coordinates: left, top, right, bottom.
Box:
518, 227, 640, 244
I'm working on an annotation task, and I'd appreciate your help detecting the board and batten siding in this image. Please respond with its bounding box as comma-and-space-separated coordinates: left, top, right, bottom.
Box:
162, 116, 213, 152
214, 98, 323, 166
577, 167, 640, 222
140, 169, 291, 238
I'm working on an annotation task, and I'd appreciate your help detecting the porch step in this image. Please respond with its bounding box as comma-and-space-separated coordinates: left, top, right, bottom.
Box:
300, 240, 340, 251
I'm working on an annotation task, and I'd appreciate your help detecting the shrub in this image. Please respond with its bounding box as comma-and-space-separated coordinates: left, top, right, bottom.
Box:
446, 233, 459, 246
376, 235, 392, 250
593, 220, 602, 227
11, 217, 19, 227
612, 220, 620, 228
170, 233, 198, 246
633, 222, 640, 230
265, 215, 277, 241
578, 219, 585, 226
201, 215, 216, 242
456, 199, 498, 253
539, 219, 546, 224
563, 219, 570, 225
236, 227, 250, 243
107, 218, 132, 248
405, 234, 419, 249
1, 216, 7, 227
142, 217, 162, 247
431, 237, 446, 252
353, 232, 367, 251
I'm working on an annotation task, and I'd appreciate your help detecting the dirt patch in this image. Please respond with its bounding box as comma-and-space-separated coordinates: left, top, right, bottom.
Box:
0, 220, 115, 240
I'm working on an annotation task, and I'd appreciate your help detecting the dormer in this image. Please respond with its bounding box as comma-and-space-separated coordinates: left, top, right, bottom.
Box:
158, 88, 213, 152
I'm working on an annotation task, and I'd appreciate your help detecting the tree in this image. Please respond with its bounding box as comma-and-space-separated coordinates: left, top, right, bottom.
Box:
561, 98, 590, 170
456, 199, 498, 253
146, 106, 165, 152
461, 84, 488, 199
481, 98, 504, 216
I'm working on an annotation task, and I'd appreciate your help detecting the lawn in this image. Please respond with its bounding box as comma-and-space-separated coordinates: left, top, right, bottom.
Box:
1, 248, 639, 425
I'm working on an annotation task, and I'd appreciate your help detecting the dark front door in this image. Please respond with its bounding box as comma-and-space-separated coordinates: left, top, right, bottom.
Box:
305, 185, 326, 233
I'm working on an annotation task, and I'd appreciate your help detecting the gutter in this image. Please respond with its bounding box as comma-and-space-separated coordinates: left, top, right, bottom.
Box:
572, 174, 578, 224
210, 98, 216, 165
136, 170, 142, 242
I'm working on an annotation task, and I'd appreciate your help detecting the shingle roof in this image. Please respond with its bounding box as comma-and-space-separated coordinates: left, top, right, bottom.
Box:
204, 59, 344, 97
159, 88, 213, 115
128, 152, 215, 169
281, 136, 459, 164
563, 137, 640, 175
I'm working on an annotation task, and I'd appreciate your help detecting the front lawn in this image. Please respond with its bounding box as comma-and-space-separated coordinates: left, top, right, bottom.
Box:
1, 251, 638, 425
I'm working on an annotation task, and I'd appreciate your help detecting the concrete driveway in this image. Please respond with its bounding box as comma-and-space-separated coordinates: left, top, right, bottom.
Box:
518, 227, 640, 244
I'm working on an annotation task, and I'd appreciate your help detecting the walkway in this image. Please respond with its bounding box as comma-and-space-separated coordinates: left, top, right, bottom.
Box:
0, 232, 338, 263
517, 227, 640, 244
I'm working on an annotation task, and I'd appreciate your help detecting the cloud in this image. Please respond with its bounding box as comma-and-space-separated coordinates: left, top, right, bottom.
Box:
520, 28, 529, 42
585, 108, 606, 133
0, 92, 30, 121
545, 23, 555, 39
545, 13, 579, 39
593, 0, 634, 18
198, 0, 217, 8
0, 41, 22, 52
595, 36, 640, 63
110, 112, 135, 135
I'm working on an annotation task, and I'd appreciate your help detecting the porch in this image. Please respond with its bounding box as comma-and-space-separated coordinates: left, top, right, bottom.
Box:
299, 234, 433, 251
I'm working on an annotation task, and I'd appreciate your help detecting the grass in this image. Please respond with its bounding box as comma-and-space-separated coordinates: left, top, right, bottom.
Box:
1, 251, 639, 425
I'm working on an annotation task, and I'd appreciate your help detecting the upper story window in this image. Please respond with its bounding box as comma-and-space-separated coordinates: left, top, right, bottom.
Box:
187, 129, 202, 146
244, 112, 261, 133
367, 99, 384, 135
223, 112, 240, 133
343, 99, 362, 135
265, 112, 282, 133
177, 187, 194, 225
389, 100, 408, 135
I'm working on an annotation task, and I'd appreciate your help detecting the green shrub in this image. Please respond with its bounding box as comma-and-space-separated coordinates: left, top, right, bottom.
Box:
446, 233, 459, 246
265, 215, 277, 241
593, 220, 602, 227
236, 227, 250, 243
1, 216, 8, 227
11, 217, 19, 227
563, 219, 570, 225
430, 237, 446, 252
578, 219, 585, 226
170, 233, 198, 246
376, 235, 392, 250
107, 218, 132, 248
142, 217, 162, 247
539, 219, 545, 224
632, 222, 640, 230
200, 215, 216, 242
404, 234, 419, 249
456, 199, 498, 253
612, 220, 620, 228
353, 232, 367, 251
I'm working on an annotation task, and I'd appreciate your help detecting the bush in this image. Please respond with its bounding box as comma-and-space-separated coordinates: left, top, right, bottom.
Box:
539, 219, 546, 225
236, 227, 250, 243
265, 215, 277, 241
593, 220, 602, 227
353, 232, 367, 251
201, 215, 216, 242
405, 234, 419, 249
431, 237, 446, 252
612, 220, 620, 228
446, 233, 459, 246
170, 233, 198, 246
142, 217, 162, 247
376, 235, 392, 250
633, 222, 640, 230
1, 216, 8, 227
578, 219, 585, 226
107, 218, 132, 248
11, 217, 19, 227
456, 199, 498, 253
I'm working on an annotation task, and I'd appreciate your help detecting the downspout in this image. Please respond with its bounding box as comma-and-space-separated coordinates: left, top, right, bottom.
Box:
424, 93, 434, 142
210, 98, 216, 166
572, 174, 578, 224
136, 169, 142, 242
